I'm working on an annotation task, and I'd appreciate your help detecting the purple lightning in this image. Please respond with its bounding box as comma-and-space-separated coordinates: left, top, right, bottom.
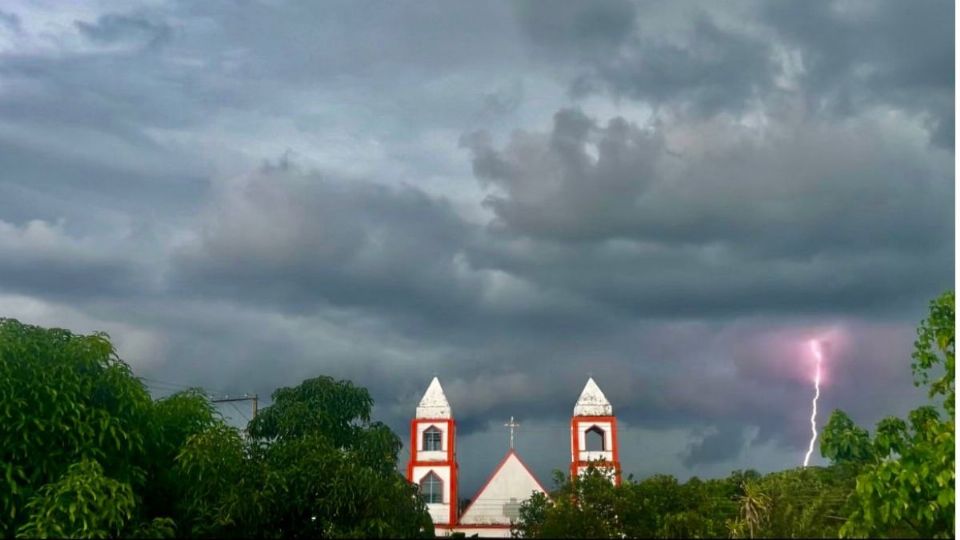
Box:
802, 340, 823, 467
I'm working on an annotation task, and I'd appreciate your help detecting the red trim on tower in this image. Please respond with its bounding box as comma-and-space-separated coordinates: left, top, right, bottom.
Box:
611, 417, 620, 485
449, 420, 457, 526
407, 418, 417, 481
570, 418, 580, 479
570, 415, 621, 486
407, 417, 458, 526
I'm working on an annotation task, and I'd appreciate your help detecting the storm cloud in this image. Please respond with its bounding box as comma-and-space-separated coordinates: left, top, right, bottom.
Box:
0, 0, 951, 495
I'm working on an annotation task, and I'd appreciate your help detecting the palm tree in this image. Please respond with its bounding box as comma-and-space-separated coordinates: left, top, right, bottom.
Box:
736, 481, 770, 539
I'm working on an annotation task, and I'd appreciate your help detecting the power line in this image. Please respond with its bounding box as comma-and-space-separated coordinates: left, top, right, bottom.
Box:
211, 393, 259, 420
138, 376, 259, 421
227, 401, 251, 423
138, 376, 205, 390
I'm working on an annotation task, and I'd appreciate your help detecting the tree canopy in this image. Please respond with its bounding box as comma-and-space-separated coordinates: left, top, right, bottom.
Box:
175, 375, 433, 538
1, 318, 431, 538
821, 290, 954, 538
0, 318, 207, 538
511, 465, 853, 538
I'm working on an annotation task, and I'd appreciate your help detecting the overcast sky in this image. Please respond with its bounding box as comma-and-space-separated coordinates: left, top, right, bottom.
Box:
0, 0, 954, 496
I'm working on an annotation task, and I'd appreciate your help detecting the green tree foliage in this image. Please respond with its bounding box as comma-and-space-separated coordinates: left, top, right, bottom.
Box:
728, 466, 856, 539
733, 480, 769, 539
510, 468, 621, 538
0, 318, 208, 538
2, 319, 431, 538
176, 375, 434, 538
627, 473, 738, 538
140, 390, 222, 527
15, 459, 137, 538
512, 465, 854, 539
512, 466, 743, 538
821, 291, 955, 538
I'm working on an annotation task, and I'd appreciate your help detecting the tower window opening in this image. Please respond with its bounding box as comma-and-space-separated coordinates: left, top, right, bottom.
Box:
586, 425, 606, 452
423, 426, 443, 451
420, 471, 443, 504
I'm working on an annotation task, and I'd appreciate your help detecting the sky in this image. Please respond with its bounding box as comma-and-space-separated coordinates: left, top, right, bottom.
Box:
0, 0, 954, 496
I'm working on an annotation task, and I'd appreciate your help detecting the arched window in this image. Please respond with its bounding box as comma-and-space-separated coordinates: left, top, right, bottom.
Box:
420, 471, 443, 504
423, 426, 443, 451
586, 425, 606, 452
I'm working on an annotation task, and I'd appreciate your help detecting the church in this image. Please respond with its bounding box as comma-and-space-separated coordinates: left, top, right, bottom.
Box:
406, 377, 622, 537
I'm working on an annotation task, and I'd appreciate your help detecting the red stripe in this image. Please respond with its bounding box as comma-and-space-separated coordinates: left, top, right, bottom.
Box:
570, 415, 621, 486
407, 417, 458, 526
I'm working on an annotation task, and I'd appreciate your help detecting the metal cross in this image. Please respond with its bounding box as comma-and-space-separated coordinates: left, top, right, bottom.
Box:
504, 416, 520, 449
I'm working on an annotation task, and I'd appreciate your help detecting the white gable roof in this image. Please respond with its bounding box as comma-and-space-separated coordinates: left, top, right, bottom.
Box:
416, 377, 452, 419
458, 450, 547, 525
573, 377, 613, 416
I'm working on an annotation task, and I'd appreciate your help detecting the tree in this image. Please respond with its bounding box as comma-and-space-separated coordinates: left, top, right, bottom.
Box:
140, 389, 222, 529
512, 467, 741, 538
0, 318, 201, 538
821, 291, 955, 538
2, 318, 431, 538
176, 375, 434, 538
728, 466, 856, 539
732, 480, 769, 539
510, 467, 624, 538
15, 459, 136, 538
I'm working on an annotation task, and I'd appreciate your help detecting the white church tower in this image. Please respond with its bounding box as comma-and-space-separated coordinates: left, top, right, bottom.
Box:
570, 377, 621, 485
406, 377, 458, 532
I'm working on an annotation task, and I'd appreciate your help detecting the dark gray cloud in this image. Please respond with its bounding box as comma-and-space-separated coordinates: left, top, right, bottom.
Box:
0, 0, 951, 494
0, 10, 20, 33
463, 108, 952, 252
76, 13, 172, 48
514, 0, 637, 60
461, 107, 952, 318
681, 425, 748, 467
762, 0, 954, 147
515, 0, 953, 146
0, 219, 150, 301
581, 15, 775, 117
173, 160, 481, 325
516, 1, 776, 115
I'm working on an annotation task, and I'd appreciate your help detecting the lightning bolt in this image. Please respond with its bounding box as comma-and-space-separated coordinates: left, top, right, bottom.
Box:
802, 340, 822, 467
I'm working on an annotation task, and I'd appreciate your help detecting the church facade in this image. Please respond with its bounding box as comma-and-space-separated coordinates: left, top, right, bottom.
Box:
406, 377, 621, 537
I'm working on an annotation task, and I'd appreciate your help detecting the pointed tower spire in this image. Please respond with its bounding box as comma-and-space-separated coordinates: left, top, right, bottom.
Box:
408, 377, 458, 531
573, 377, 613, 416
417, 376, 452, 419
570, 376, 621, 485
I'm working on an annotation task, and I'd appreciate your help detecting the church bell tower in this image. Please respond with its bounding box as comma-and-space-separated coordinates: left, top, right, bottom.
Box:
570, 377, 621, 485
407, 377, 458, 530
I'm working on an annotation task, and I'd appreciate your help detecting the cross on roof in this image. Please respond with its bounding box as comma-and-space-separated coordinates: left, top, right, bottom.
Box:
504, 416, 520, 449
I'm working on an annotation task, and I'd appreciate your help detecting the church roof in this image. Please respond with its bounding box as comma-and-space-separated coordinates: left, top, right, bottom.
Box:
458, 449, 548, 526
416, 376, 452, 419
573, 377, 613, 416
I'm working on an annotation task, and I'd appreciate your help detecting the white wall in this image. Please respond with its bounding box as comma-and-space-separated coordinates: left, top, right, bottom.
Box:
458, 453, 545, 526
415, 422, 450, 462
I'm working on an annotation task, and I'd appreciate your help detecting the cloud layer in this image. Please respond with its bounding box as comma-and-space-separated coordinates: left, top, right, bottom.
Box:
0, 0, 952, 494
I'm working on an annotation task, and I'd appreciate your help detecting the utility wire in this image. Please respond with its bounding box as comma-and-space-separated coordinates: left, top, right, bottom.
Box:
138, 376, 247, 399
228, 401, 251, 423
